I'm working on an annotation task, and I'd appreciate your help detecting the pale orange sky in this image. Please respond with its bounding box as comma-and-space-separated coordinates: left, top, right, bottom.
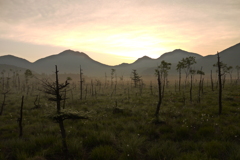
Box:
0, 0, 239, 65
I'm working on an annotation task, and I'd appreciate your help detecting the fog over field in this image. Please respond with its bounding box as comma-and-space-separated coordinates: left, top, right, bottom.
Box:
1, 1, 240, 159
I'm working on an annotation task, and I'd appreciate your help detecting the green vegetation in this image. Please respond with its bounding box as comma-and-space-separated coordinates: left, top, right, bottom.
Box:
0, 62, 240, 160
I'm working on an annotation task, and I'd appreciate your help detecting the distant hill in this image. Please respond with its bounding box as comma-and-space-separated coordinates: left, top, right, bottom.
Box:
196, 43, 240, 73
0, 55, 32, 69
115, 49, 203, 75
158, 49, 203, 63
0, 43, 239, 77
33, 50, 109, 76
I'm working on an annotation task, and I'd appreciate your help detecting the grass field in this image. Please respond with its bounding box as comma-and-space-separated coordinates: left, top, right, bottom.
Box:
0, 74, 240, 160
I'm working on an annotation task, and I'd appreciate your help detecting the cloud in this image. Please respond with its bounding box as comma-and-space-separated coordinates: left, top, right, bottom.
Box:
0, 0, 239, 64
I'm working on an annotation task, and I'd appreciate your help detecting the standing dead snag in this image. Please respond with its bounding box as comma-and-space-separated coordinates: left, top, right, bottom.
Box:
41, 65, 88, 154
213, 52, 223, 115
155, 61, 171, 121
189, 69, 196, 103
0, 90, 10, 116
18, 96, 24, 138
213, 53, 229, 115
176, 61, 184, 92
210, 70, 214, 91
217, 52, 222, 115
1, 70, 5, 90
236, 65, 240, 84
80, 65, 83, 100
197, 69, 205, 103
155, 69, 162, 120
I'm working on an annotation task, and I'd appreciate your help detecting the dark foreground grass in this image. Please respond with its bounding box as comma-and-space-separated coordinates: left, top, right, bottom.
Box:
0, 82, 240, 160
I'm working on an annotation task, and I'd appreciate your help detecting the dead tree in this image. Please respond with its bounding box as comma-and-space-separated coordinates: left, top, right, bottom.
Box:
0, 90, 10, 116
80, 65, 83, 100
18, 96, 24, 138
1, 70, 5, 90
197, 69, 205, 103
210, 70, 214, 91
41, 65, 88, 153
155, 70, 162, 120
217, 52, 222, 115
176, 61, 184, 92
155, 61, 171, 121
189, 69, 196, 103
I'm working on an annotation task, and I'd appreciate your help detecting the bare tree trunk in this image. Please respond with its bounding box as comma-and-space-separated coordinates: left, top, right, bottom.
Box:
0, 91, 9, 115
17, 74, 20, 91
18, 96, 24, 138
105, 72, 107, 87
55, 66, 61, 113
155, 74, 162, 119
85, 84, 88, 100
91, 80, 94, 97
178, 70, 181, 92
162, 76, 166, 99
80, 65, 83, 100
55, 65, 68, 153
211, 70, 214, 91
217, 53, 222, 115
190, 74, 193, 102
63, 89, 66, 109
1, 72, 5, 90
198, 78, 201, 103
59, 119, 68, 153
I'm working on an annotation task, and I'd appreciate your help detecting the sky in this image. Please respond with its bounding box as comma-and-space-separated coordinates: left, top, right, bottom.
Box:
0, 0, 239, 65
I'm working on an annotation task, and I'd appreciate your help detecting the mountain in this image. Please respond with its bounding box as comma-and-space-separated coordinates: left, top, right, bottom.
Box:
0, 55, 32, 69
33, 50, 109, 76
196, 43, 240, 72
0, 43, 239, 77
158, 49, 203, 63
115, 49, 203, 75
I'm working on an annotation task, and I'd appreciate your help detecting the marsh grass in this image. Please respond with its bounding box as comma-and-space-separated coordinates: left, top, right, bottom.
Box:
0, 79, 240, 159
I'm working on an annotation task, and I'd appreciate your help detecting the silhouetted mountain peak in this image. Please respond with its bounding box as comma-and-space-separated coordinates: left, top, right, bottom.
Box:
114, 62, 130, 67
0, 54, 31, 63
173, 49, 185, 52
0, 42, 239, 75
59, 49, 89, 58
134, 56, 153, 63
218, 43, 240, 55
160, 49, 203, 59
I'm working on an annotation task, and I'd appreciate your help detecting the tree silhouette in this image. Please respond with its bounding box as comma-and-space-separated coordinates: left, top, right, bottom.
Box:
155, 60, 171, 121
41, 65, 88, 154
131, 69, 141, 88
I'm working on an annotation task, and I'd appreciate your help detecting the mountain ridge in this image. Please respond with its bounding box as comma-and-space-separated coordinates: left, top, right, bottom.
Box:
0, 42, 239, 76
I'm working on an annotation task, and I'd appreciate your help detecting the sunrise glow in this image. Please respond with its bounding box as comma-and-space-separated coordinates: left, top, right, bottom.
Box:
0, 0, 239, 65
